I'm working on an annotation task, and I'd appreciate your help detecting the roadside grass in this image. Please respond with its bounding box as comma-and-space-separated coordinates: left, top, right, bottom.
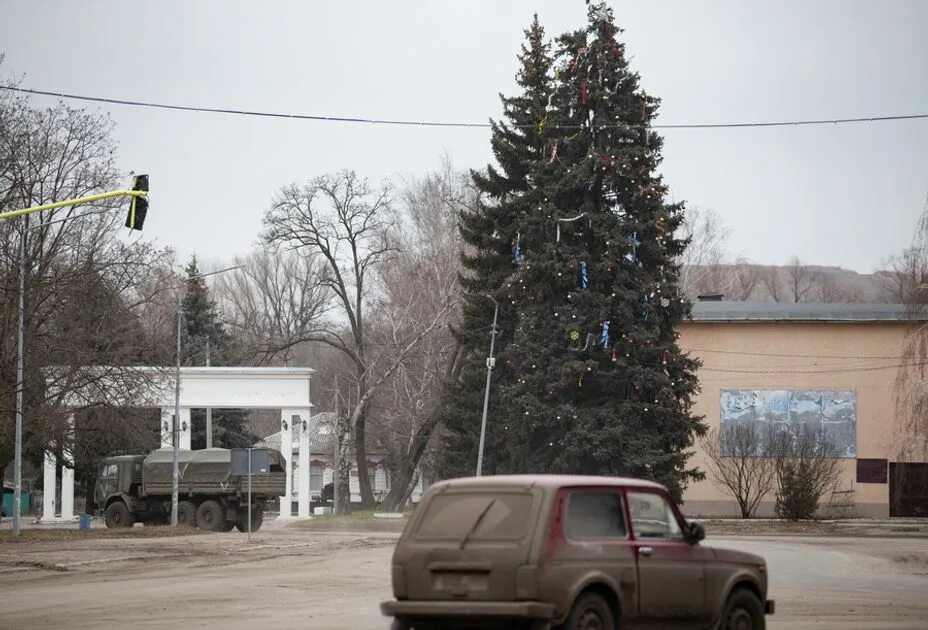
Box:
0, 525, 205, 543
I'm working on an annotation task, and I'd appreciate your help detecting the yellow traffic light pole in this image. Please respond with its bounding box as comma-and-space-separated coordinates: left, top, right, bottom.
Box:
4, 183, 149, 536
0, 188, 148, 222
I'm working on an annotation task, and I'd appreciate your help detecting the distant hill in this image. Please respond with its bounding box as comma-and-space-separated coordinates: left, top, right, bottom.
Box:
682, 263, 894, 303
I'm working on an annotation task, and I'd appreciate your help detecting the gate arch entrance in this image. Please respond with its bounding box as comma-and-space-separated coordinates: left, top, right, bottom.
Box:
42, 366, 314, 522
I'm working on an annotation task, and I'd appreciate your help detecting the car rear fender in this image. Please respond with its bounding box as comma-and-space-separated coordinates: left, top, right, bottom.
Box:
553, 573, 625, 625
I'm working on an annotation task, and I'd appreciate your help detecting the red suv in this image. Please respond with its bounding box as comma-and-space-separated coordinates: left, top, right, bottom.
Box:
382, 475, 774, 629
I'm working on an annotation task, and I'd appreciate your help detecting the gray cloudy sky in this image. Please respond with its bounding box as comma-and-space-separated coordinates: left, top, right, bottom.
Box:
2, 0, 926, 273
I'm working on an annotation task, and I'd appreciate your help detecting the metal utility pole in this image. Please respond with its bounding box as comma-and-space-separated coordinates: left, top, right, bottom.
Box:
12, 220, 26, 536
171, 265, 242, 527
476, 296, 499, 477
171, 307, 182, 526
205, 337, 212, 449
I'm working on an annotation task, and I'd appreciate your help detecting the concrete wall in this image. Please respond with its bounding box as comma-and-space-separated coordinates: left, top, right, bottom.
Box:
679, 320, 913, 518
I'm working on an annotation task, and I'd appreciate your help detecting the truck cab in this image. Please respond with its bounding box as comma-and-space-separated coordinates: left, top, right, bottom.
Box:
94, 455, 145, 511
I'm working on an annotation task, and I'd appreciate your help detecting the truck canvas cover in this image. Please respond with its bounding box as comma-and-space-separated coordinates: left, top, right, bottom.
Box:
142, 448, 286, 496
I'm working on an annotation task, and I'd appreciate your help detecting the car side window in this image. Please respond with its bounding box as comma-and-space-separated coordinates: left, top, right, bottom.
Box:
566, 491, 627, 539
627, 491, 684, 540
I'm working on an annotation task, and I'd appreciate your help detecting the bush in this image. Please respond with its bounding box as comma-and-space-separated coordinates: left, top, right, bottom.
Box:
770, 427, 841, 520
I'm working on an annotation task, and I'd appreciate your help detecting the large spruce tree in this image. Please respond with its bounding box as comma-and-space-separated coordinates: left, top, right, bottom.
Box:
181, 256, 255, 449
436, 15, 554, 477
443, 2, 705, 499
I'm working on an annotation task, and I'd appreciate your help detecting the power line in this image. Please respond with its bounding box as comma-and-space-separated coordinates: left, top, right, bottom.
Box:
682, 347, 902, 360
4, 86, 928, 130
700, 360, 924, 375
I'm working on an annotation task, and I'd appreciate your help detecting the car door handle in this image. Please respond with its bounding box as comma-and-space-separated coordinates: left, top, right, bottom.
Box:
639, 546, 654, 557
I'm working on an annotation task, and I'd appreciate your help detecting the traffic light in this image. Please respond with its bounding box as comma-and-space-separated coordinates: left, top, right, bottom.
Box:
125, 174, 149, 230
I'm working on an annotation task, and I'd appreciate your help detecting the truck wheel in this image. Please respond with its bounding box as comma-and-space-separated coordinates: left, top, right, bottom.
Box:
565, 591, 615, 630
177, 500, 197, 528
720, 588, 765, 630
234, 507, 265, 533
104, 501, 134, 528
196, 500, 225, 532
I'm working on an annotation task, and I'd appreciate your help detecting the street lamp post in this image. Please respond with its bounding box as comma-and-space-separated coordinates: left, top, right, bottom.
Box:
476, 296, 499, 477
170, 265, 243, 527
12, 220, 27, 536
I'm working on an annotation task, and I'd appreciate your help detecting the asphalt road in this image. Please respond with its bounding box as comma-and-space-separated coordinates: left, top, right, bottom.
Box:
0, 526, 925, 629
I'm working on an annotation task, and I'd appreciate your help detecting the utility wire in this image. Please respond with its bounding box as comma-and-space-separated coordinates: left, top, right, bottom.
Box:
4, 86, 928, 130
681, 347, 903, 360
700, 360, 925, 375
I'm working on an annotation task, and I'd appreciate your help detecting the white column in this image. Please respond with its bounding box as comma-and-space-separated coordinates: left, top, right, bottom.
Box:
160, 408, 173, 448
60, 413, 76, 520
178, 408, 192, 450
297, 412, 310, 517
278, 411, 294, 518
41, 451, 57, 521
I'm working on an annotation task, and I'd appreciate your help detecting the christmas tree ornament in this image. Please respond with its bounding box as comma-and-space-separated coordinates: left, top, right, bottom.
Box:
600, 320, 611, 348
660, 297, 670, 307
580, 261, 588, 288
514, 232, 523, 264
625, 231, 640, 262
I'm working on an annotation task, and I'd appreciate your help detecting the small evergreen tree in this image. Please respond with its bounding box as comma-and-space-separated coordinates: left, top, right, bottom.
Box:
437, 15, 554, 478
181, 256, 255, 449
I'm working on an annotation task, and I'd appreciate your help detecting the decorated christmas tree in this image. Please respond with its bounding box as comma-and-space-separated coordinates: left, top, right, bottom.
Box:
437, 15, 554, 477
442, 2, 706, 499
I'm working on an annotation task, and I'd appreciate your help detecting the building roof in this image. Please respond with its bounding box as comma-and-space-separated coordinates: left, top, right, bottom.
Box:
689, 301, 920, 322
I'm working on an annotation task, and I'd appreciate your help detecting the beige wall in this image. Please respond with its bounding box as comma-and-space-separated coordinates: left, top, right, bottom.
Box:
678, 320, 912, 518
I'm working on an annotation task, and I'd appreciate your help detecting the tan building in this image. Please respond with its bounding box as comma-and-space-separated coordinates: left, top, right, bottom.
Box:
680, 301, 925, 518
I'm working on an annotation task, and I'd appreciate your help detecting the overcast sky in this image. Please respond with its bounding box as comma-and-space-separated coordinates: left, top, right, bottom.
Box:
2, 0, 926, 273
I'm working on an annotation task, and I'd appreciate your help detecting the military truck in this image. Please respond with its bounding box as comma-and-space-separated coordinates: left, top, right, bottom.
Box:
94, 448, 287, 532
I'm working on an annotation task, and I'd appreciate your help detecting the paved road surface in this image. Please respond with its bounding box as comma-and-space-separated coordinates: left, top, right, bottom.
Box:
1, 526, 925, 629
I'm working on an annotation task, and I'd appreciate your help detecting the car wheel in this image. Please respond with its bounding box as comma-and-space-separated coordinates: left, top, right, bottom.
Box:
566, 592, 616, 630
721, 588, 765, 630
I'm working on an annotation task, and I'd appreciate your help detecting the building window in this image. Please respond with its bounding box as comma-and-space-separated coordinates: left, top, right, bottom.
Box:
310, 464, 324, 492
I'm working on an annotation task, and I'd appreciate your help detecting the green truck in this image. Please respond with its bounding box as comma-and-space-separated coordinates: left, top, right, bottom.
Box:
94, 448, 287, 532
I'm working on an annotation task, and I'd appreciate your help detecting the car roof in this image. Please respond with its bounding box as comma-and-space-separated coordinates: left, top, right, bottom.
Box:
431, 474, 666, 492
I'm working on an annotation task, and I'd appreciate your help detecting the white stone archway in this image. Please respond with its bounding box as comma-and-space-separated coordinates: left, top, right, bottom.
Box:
42, 366, 314, 522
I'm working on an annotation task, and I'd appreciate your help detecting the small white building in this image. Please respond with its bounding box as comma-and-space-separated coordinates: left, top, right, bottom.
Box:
258, 412, 428, 510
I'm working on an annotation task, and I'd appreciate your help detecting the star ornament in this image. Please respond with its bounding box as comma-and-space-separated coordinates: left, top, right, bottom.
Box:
589, 3, 611, 22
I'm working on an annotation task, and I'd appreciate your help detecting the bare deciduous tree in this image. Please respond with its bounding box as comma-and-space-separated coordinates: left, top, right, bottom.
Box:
677, 207, 730, 298
370, 161, 470, 511
213, 247, 330, 365
760, 267, 784, 302
787, 256, 814, 303
891, 194, 928, 513
730, 260, 761, 301
262, 170, 456, 509
700, 424, 776, 518
1, 82, 170, 480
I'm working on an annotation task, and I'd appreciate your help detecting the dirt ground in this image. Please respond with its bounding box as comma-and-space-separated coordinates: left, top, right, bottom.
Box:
0, 519, 926, 629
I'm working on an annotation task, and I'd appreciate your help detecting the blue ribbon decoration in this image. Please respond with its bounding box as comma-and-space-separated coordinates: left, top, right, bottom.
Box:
514, 232, 523, 265
624, 231, 641, 262
580, 261, 588, 289
600, 320, 611, 349
642, 293, 650, 322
